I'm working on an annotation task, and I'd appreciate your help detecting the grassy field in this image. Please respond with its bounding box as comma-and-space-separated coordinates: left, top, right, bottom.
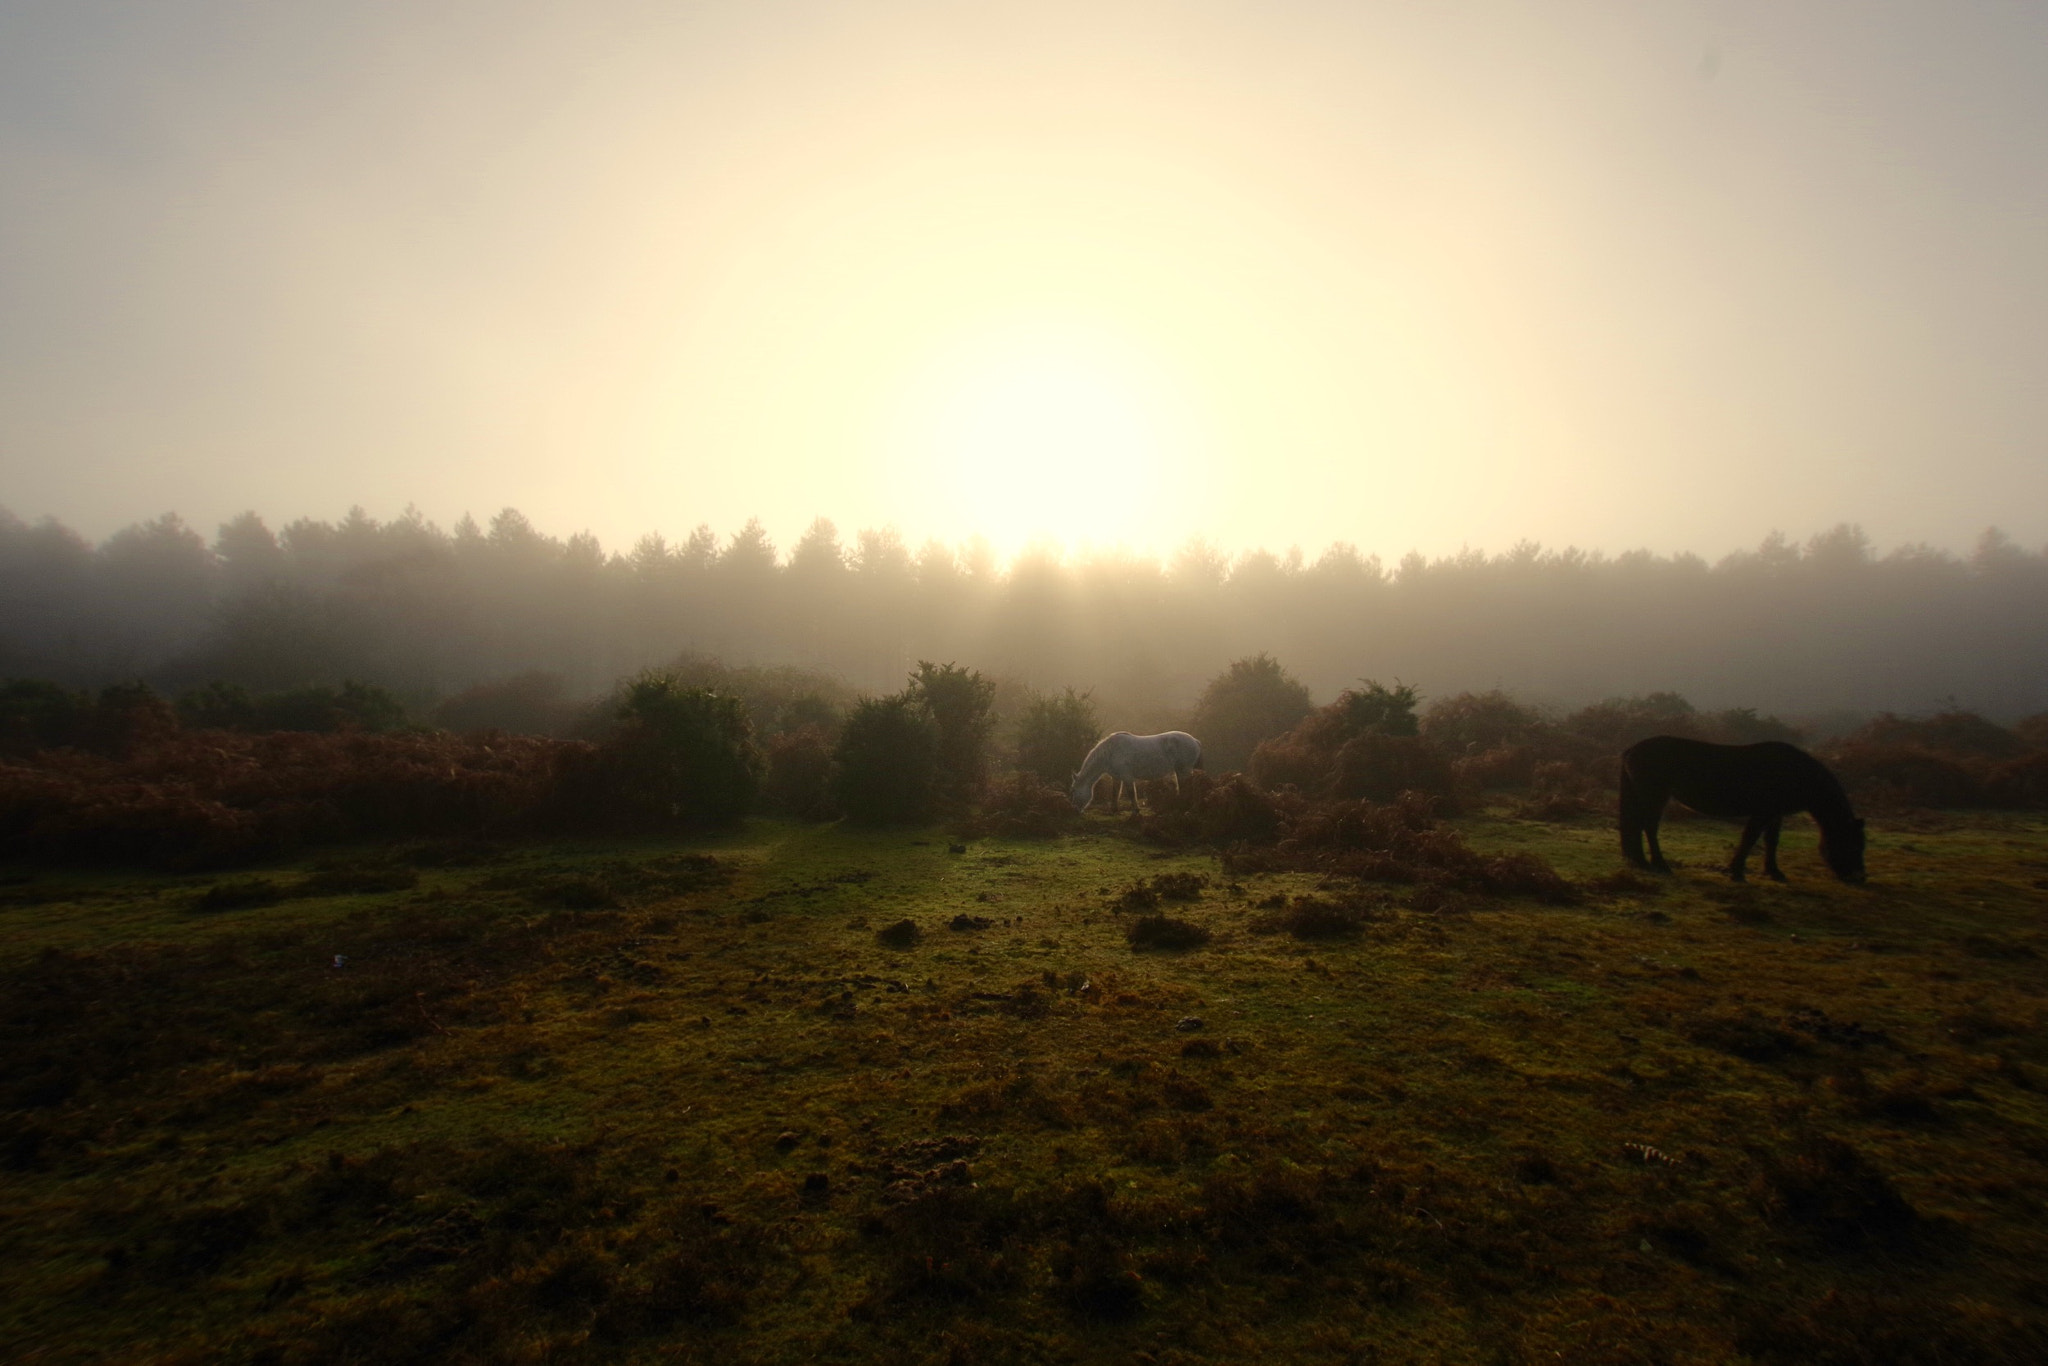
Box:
5, 804, 2048, 1364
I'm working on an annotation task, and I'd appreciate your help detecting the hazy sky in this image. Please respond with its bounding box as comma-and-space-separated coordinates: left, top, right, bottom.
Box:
3, 1, 2045, 563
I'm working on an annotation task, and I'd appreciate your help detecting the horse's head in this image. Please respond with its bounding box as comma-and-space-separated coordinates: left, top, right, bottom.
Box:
1821, 816, 1868, 884
1068, 772, 1094, 812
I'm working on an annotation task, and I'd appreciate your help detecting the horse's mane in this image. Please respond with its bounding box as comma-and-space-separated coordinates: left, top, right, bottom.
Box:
1077, 731, 1133, 771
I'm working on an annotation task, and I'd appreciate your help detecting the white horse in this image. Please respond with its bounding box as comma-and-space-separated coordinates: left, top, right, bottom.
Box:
1069, 731, 1203, 813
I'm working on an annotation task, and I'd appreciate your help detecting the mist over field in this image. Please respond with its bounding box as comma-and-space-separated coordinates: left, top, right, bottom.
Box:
4, 504, 2046, 726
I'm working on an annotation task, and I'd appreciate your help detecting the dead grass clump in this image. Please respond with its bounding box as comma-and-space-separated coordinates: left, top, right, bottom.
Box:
1251, 894, 1378, 940
1738, 1288, 2048, 1366
856, 1182, 1025, 1311
195, 877, 293, 911
1126, 915, 1212, 951
1453, 743, 1537, 791
876, 918, 922, 948
301, 863, 420, 896
1754, 1136, 1923, 1254
1510, 760, 1603, 820
1149, 871, 1207, 900
1222, 792, 1578, 902
1827, 742, 1995, 810
1685, 1011, 1806, 1063
1115, 882, 1160, 912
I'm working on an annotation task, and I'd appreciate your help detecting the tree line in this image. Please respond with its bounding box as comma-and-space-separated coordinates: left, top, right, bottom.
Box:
4, 504, 2047, 725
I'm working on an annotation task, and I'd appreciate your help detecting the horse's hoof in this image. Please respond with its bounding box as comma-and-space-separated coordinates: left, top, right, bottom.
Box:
1767, 871, 1788, 884
1725, 870, 1747, 883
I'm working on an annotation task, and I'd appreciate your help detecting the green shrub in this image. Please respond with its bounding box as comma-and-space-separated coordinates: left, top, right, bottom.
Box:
1329, 732, 1457, 805
912, 661, 996, 805
178, 679, 408, 734
1563, 692, 1702, 753
0, 679, 92, 755
595, 674, 759, 825
1336, 679, 1419, 737
1189, 654, 1313, 773
831, 693, 939, 824
1015, 687, 1100, 785
434, 671, 583, 736
1420, 690, 1543, 754
762, 724, 837, 821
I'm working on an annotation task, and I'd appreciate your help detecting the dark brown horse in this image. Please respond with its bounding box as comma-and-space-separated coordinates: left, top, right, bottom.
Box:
1620, 736, 1866, 883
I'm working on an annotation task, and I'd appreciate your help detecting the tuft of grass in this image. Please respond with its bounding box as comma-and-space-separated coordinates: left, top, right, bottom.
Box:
1126, 915, 1211, 951
1251, 893, 1379, 940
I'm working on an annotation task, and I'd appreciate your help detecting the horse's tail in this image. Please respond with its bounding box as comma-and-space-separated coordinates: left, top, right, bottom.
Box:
1618, 757, 1649, 868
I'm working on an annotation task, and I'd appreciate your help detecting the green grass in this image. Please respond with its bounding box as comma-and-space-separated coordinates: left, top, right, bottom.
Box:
5, 807, 2048, 1363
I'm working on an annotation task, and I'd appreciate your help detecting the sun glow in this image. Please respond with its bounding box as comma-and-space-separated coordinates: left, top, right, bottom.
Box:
890, 322, 1197, 555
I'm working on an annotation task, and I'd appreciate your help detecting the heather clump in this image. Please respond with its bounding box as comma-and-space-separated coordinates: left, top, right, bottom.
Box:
955, 773, 1084, 839
1420, 689, 1544, 755
1250, 893, 1381, 940
0, 728, 577, 868
1224, 792, 1578, 902
1822, 710, 2048, 811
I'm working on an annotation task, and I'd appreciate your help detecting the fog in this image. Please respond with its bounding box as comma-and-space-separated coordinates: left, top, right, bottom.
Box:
5, 3, 2048, 563
5, 505, 2044, 727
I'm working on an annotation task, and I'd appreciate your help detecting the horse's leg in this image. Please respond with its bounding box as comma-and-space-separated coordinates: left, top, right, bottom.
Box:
1762, 815, 1787, 882
1619, 769, 1649, 868
1727, 816, 1766, 881
1644, 798, 1673, 873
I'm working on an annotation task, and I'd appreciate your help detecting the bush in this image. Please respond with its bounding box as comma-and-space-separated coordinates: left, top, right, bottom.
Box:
587, 674, 759, 825
434, 671, 584, 737
1334, 679, 1419, 737
178, 680, 408, 734
1015, 687, 1100, 786
1420, 690, 1543, 755
955, 773, 1082, 839
0, 679, 93, 755
1563, 692, 1702, 752
831, 693, 940, 824
1698, 706, 1804, 745
912, 661, 997, 805
0, 729, 579, 868
649, 656, 850, 740
1249, 685, 1457, 808
1826, 743, 1991, 810
1329, 732, 1457, 806
1189, 654, 1314, 773
761, 725, 837, 821
1843, 711, 2023, 760
1452, 744, 1538, 791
